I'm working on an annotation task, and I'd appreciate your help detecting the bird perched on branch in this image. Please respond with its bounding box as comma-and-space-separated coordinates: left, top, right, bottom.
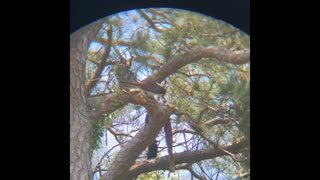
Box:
147, 140, 159, 159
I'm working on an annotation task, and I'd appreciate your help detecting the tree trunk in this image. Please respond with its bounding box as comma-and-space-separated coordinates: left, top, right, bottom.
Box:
70, 19, 103, 180
69, 16, 250, 180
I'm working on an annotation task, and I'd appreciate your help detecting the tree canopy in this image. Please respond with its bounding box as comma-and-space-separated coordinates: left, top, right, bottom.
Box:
71, 8, 250, 180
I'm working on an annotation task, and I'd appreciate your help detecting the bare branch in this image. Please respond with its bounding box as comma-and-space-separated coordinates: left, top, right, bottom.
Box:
93, 142, 125, 173
204, 117, 231, 126
197, 162, 211, 179
92, 168, 108, 175
177, 71, 210, 78
96, 37, 133, 47
137, 9, 164, 32
215, 169, 220, 180
89, 92, 112, 97
87, 58, 99, 65
86, 26, 113, 95
184, 166, 206, 180
147, 8, 181, 29
107, 127, 134, 143
174, 113, 243, 172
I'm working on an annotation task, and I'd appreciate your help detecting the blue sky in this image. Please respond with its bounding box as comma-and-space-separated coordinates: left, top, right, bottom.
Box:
88, 8, 247, 180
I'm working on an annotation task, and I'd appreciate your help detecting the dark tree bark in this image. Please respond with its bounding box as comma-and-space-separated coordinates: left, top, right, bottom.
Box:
70, 19, 103, 180
164, 121, 174, 171
129, 138, 249, 178
70, 18, 250, 180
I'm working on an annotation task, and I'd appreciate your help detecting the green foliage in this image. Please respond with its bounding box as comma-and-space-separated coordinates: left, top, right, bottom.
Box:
91, 114, 108, 152
137, 170, 180, 180
137, 171, 163, 180
133, 29, 150, 50
86, 8, 250, 178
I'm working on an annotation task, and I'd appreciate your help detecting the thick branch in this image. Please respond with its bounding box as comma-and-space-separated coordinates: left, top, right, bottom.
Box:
141, 47, 250, 84
129, 138, 249, 178
102, 91, 176, 180
96, 38, 133, 47
89, 87, 164, 119
89, 92, 129, 119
